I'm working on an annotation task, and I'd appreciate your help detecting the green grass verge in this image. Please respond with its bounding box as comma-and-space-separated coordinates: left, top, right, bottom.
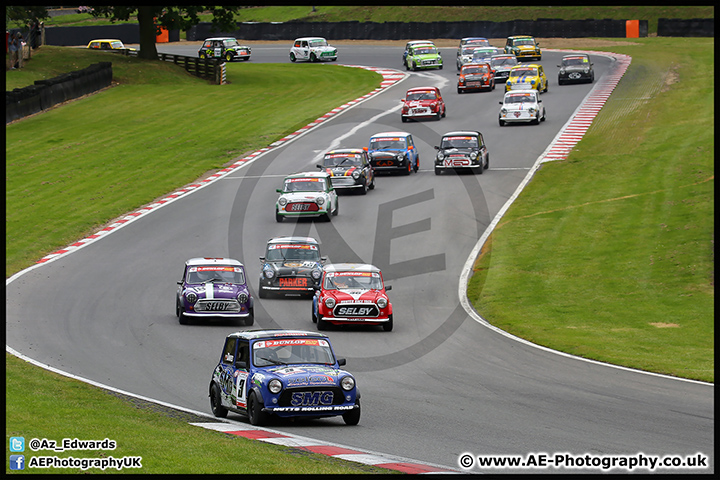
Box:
467, 37, 714, 382
6, 46, 381, 277
5, 354, 394, 474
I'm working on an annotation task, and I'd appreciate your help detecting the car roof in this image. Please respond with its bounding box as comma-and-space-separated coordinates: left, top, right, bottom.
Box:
285, 171, 330, 179
407, 40, 434, 45
267, 236, 319, 245
203, 37, 237, 41
511, 63, 540, 69
185, 257, 244, 267
505, 90, 538, 97
370, 131, 411, 138
325, 148, 365, 155
462, 62, 491, 68
491, 54, 516, 59
226, 329, 331, 341
295, 37, 327, 41
406, 86, 441, 93
89, 39, 124, 42
441, 130, 481, 137
461, 37, 488, 41
509, 35, 534, 39
324, 263, 382, 274
562, 54, 590, 58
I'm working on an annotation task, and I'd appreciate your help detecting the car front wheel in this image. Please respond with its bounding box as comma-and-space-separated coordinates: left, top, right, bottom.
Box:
289, 52, 296, 62
247, 391, 268, 426
343, 400, 361, 425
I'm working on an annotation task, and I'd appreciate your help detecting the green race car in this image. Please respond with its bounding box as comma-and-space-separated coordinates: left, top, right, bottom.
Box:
405, 44, 443, 71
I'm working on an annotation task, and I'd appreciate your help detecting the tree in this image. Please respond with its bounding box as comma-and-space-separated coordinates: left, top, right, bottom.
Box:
5, 6, 50, 30
90, 6, 242, 60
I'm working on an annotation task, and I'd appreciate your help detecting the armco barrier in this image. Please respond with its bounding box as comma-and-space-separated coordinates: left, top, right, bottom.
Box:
6, 62, 112, 123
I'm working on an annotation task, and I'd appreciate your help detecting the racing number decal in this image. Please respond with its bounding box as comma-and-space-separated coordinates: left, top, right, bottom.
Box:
234, 370, 248, 408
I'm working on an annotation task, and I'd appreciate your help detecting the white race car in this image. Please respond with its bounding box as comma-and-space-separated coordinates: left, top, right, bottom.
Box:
498, 90, 546, 126
289, 37, 338, 62
275, 172, 339, 222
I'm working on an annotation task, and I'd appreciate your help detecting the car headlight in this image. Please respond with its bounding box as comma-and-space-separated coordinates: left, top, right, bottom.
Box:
352, 170, 360, 179
237, 292, 248, 304
506, 80, 512, 86
437, 152, 445, 161
316, 196, 325, 206
311, 268, 322, 280
325, 297, 336, 308
263, 266, 275, 279
470, 151, 478, 160
185, 292, 197, 304
341, 376, 355, 391
377, 297, 388, 308
583, 68, 590, 73
278, 197, 288, 207
268, 379, 282, 394
500, 107, 508, 114
529, 108, 536, 114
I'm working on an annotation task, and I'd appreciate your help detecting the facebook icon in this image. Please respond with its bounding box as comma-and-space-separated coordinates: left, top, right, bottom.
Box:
10, 455, 25, 470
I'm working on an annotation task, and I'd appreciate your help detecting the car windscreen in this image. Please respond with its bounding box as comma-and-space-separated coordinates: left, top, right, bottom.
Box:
187, 265, 245, 284
323, 271, 383, 290
414, 47, 437, 55
509, 68, 537, 78
309, 39, 328, 47
253, 338, 335, 367
283, 178, 325, 192
223, 39, 239, 47
323, 153, 361, 167
441, 136, 479, 149
266, 244, 320, 262
492, 57, 518, 66
505, 94, 535, 104
370, 137, 406, 150
462, 65, 489, 75
562, 56, 587, 66
514, 39, 535, 46
406, 91, 436, 101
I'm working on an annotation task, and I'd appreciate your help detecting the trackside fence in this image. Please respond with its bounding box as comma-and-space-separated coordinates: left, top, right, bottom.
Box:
6, 51, 225, 123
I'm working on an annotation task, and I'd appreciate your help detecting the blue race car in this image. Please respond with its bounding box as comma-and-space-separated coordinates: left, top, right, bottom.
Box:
365, 131, 419, 175
209, 329, 361, 426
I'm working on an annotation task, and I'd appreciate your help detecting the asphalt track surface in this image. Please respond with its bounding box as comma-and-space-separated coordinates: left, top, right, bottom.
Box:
6, 43, 714, 474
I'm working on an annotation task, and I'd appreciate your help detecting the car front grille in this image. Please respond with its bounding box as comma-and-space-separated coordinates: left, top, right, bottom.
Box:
194, 299, 241, 312
278, 386, 345, 407
332, 303, 380, 318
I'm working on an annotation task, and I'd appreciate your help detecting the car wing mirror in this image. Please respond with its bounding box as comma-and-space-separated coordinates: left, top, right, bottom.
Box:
259, 256, 266, 262
276, 188, 282, 193
316, 164, 324, 169
499, 101, 503, 105
337, 358, 346, 366
385, 285, 392, 291
434, 145, 440, 150
320, 256, 328, 264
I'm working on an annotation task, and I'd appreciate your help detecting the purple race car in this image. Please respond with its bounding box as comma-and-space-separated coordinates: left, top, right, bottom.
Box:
176, 257, 254, 325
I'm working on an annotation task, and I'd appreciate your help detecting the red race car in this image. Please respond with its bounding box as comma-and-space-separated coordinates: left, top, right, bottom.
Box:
401, 86, 446, 122
312, 263, 393, 331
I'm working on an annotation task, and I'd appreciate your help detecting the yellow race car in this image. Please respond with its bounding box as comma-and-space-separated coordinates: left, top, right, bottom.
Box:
505, 64, 548, 93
